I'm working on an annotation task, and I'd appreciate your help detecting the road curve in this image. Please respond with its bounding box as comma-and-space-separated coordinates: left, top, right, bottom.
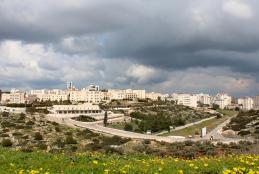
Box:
66, 118, 184, 143
46, 114, 247, 144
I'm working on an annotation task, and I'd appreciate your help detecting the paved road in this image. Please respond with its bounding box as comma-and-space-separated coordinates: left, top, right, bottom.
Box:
65, 118, 185, 143
46, 114, 247, 144
204, 117, 231, 140
202, 114, 246, 143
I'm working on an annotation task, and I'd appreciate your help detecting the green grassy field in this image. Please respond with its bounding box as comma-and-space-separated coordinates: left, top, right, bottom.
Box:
216, 109, 238, 116
161, 109, 238, 137
0, 147, 258, 174
161, 116, 229, 137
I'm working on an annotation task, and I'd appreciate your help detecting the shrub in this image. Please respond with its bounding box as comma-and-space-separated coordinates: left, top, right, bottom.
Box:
51, 122, 59, 126
65, 135, 77, 144
238, 130, 250, 136
37, 142, 48, 150
124, 123, 133, 131
15, 124, 24, 129
85, 143, 102, 151
102, 136, 130, 146
0, 133, 9, 137
1, 139, 12, 147
55, 126, 61, 132
65, 131, 72, 136
34, 132, 43, 140
182, 151, 196, 159
21, 135, 29, 139
2, 112, 10, 117
1, 121, 16, 128
216, 114, 222, 119
2, 128, 10, 133
21, 145, 33, 153
26, 120, 35, 125
143, 139, 151, 145
12, 132, 23, 136
184, 140, 194, 146
105, 147, 123, 155
19, 113, 26, 120
69, 145, 78, 152
53, 138, 65, 148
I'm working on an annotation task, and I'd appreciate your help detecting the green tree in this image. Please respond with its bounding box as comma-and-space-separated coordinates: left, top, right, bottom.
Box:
124, 123, 133, 131
104, 111, 108, 127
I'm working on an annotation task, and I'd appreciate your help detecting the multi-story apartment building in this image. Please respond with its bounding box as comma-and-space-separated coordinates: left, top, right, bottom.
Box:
10, 91, 26, 104
30, 89, 68, 102
107, 89, 126, 100
196, 93, 211, 105
171, 93, 198, 108
146, 92, 163, 101
0, 93, 11, 104
107, 89, 146, 101
238, 97, 254, 110
213, 93, 232, 109
69, 85, 102, 103
132, 90, 146, 99
253, 96, 259, 110
0, 89, 27, 104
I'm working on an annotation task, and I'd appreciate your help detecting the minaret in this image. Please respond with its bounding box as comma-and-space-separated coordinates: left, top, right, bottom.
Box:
67, 81, 73, 90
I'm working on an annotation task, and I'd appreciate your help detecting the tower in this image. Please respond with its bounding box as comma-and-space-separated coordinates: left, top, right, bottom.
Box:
67, 81, 73, 90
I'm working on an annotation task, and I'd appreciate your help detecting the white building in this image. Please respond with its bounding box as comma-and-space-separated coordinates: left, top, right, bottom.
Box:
196, 93, 211, 105
132, 90, 146, 99
146, 92, 163, 101
31, 89, 68, 102
51, 103, 102, 115
213, 93, 232, 109
253, 96, 259, 110
171, 93, 198, 108
107, 89, 126, 100
238, 97, 254, 110
106, 89, 146, 101
0, 93, 11, 104
1, 89, 27, 104
69, 85, 102, 103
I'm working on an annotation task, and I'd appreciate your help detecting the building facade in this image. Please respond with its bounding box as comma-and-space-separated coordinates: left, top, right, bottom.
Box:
213, 93, 232, 109
171, 93, 198, 108
238, 97, 254, 110
253, 96, 259, 110
196, 93, 211, 105
51, 103, 102, 115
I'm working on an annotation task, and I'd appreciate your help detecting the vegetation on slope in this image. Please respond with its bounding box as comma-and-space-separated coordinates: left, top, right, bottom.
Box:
0, 112, 130, 153
162, 115, 229, 137
109, 102, 216, 133
1, 111, 258, 160
223, 110, 259, 139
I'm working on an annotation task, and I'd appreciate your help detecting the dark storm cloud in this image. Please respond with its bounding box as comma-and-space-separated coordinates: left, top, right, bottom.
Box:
0, 0, 259, 95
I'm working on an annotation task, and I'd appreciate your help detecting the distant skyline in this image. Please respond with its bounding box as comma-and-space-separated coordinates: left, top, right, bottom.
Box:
0, 0, 259, 97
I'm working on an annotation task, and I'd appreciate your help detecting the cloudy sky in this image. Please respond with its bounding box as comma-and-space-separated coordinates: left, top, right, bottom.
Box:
0, 0, 259, 96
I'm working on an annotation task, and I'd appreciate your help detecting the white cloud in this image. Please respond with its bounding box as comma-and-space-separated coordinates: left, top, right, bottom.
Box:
223, 0, 253, 19
127, 64, 157, 83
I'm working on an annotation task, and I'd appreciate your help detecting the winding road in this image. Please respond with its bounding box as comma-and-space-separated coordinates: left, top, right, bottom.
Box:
46, 113, 245, 144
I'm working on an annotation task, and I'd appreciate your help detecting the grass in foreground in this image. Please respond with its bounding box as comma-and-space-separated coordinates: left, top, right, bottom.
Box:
162, 116, 229, 137
0, 147, 258, 174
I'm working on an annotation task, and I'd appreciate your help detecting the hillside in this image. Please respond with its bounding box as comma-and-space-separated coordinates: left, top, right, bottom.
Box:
0, 147, 258, 174
223, 110, 259, 139
0, 112, 130, 153
1, 111, 258, 159
108, 101, 217, 133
